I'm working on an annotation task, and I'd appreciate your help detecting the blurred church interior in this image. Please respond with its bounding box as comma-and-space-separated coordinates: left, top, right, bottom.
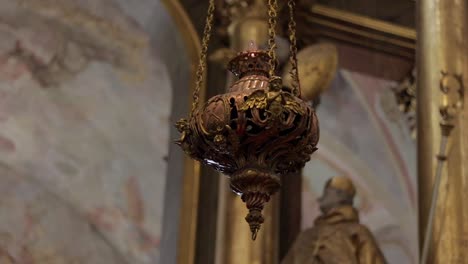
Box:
0, 0, 465, 263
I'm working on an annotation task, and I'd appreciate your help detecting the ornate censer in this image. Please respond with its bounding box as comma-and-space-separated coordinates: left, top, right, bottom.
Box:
175, 0, 319, 240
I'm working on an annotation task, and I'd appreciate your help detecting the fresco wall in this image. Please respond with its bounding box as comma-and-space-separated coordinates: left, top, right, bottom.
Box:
302, 69, 418, 264
0, 0, 188, 263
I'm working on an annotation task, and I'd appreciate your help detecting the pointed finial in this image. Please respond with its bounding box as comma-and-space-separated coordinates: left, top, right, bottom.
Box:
252, 228, 259, 240
245, 207, 264, 241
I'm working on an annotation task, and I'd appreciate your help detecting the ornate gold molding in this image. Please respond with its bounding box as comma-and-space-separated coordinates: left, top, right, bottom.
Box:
311, 5, 416, 39
160, 1, 204, 264
297, 4, 416, 60
282, 43, 338, 101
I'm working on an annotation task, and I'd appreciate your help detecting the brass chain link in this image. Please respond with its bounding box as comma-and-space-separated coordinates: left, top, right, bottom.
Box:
288, 0, 301, 97
191, 0, 216, 117
267, 0, 279, 77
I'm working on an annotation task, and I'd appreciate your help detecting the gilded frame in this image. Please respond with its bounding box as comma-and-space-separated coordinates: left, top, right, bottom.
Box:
160, 1, 204, 264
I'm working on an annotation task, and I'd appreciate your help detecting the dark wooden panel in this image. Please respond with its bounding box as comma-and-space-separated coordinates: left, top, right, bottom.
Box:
279, 171, 303, 261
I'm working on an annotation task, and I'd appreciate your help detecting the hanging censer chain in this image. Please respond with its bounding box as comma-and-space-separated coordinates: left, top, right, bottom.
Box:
190, 0, 216, 117
287, 0, 301, 97
267, 0, 279, 77
174, 0, 320, 245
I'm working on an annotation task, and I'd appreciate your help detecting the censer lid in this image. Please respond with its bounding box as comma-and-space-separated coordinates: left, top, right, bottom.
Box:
227, 41, 271, 78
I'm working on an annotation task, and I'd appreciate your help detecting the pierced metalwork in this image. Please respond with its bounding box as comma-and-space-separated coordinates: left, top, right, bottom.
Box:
175, 0, 319, 240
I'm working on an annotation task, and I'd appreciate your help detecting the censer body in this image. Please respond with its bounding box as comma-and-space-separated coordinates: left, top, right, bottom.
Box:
175, 0, 318, 240
176, 45, 319, 239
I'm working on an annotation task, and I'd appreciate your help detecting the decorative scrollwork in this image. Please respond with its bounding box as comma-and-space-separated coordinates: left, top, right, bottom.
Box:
175, 47, 319, 239
388, 68, 417, 138
439, 71, 464, 125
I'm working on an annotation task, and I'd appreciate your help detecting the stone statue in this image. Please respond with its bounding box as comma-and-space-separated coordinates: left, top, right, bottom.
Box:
281, 176, 387, 264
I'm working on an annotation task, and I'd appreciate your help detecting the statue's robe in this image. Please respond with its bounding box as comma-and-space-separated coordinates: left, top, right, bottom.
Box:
281, 205, 386, 264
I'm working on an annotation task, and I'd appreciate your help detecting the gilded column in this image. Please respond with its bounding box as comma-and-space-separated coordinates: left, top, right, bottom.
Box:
214, 1, 279, 263
417, 0, 468, 263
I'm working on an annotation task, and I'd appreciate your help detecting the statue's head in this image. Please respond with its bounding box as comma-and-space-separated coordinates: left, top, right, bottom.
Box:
318, 176, 356, 214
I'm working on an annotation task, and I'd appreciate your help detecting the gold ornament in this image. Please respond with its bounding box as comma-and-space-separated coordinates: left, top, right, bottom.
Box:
282, 43, 338, 101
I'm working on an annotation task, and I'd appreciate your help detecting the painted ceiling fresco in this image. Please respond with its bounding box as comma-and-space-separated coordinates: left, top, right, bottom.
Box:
0, 0, 181, 263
